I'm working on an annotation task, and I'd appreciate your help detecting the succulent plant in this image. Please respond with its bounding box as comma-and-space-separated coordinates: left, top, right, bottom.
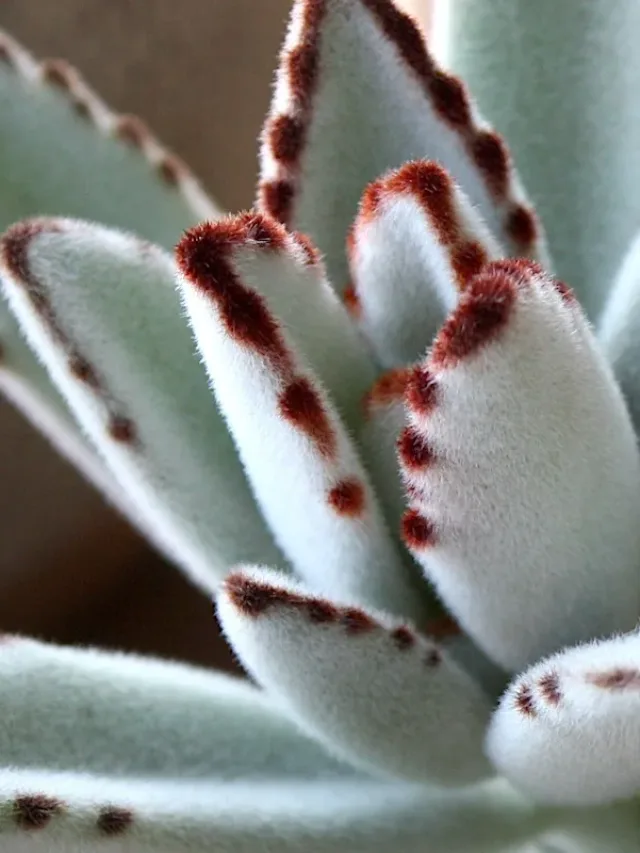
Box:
0, 1, 638, 851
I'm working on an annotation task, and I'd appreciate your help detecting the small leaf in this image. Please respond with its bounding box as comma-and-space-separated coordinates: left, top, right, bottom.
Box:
218, 566, 493, 786
348, 160, 503, 368
487, 630, 640, 805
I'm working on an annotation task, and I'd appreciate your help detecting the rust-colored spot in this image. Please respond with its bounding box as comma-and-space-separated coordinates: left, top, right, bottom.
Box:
471, 131, 509, 198
115, 115, 148, 148
538, 672, 562, 706
426, 615, 461, 640
328, 479, 366, 517
225, 572, 294, 616
451, 241, 488, 290
301, 0, 327, 36
305, 598, 339, 623
292, 231, 321, 266
484, 258, 543, 282
97, 806, 134, 836
424, 647, 442, 667
514, 683, 537, 717
259, 179, 295, 226
343, 282, 361, 319
157, 156, 182, 186
428, 71, 471, 129
587, 667, 640, 691
288, 44, 320, 107
506, 205, 538, 249
358, 180, 385, 224
553, 279, 576, 304
361, 0, 434, 85
68, 354, 100, 388
431, 269, 515, 368
13, 794, 64, 830
279, 377, 337, 458
270, 114, 306, 166
402, 509, 437, 549
177, 219, 293, 369
364, 367, 409, 415
391, 625, 415, 650
398, 426, 435, 471
405, 366, 438, 415
108, 415, 136, 444
41, 59, 74, 90
340, 607, 376, 635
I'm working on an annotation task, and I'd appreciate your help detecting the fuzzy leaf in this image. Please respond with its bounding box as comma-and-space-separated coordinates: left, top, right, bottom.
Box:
399, 260, 640, 672
0, 26, 222, 545
0, 28, 218, 246
487, 631, 640, 805
0, 770, 548, 853
447, 0, 640, 320
176, 214, 427, 621
0, 634, 347, 779
217, 566, 493, 786
347, 160, 503, 368
599, 230, 640, 435
257, 0, 548, 293
0, 218, 281, 589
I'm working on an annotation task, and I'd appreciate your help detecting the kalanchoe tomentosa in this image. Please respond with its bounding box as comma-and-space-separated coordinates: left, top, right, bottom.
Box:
0, 1, 638, 851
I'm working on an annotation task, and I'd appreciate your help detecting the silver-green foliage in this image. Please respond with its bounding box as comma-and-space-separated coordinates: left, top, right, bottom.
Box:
0, 2, 639, 851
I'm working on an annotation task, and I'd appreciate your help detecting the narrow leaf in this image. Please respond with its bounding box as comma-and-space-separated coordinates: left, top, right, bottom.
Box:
177, 214, 427, 621
218, 566, 493, 786
0, 28, 219, 247
0, 218, 281, 589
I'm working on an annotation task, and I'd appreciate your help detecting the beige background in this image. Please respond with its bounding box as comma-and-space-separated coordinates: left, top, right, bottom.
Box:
0, 0, 430, 663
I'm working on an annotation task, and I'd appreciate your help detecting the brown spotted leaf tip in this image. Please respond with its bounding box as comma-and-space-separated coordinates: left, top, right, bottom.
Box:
0, 220, 139, 445
354, 160, 490, 291
176, 214, 294, 371
178, 214, 373, 519
0, 31, 214, 206
430, 266, 516, 369
259, 0, 541, 256
223, 571, 437, 659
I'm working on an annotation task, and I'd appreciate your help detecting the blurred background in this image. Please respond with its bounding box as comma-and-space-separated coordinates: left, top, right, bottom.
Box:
0, 0, 430, 672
